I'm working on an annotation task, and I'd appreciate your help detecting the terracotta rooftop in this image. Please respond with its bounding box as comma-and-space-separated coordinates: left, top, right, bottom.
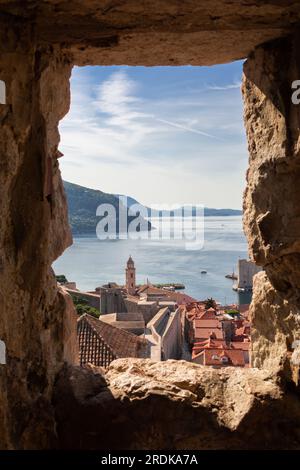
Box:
137, 284, 159, 295
77, 314, 149, 368
185, 301, 235, 321
235, 324, 251, 339
138, 284, 197, 305
186, 310, 197, 321
185, 301, 201, 312
231, 341, 250, 351
194, 327, 224, 341
200, 309, 218, 319
193, 338, 225, 348
192, 338, 226, 357
194, 319, 221, 329
191, 309, 217, 321
193, 348, 246, 367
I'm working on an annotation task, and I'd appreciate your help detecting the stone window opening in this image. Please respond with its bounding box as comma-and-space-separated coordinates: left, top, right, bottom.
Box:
51, 44, 298, 448
55, 62, 248, 370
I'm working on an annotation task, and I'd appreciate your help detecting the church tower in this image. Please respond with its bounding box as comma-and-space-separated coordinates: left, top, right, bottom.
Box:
125, 255, 136, 295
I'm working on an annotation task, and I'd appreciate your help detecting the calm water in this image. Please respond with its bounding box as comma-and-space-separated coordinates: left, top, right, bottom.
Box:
53, 216, 250, 305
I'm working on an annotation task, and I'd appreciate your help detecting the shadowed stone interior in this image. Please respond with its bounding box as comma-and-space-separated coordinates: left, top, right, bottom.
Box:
0, 0, 300, 449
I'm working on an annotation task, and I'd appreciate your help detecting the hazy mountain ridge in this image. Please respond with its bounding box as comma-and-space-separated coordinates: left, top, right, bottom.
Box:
64, 181, 242, 235
116, 194, 242, 217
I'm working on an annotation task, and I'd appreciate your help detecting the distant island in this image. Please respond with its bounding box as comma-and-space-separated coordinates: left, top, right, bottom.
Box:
116, 194, 242, 218
64, 180, 242, 235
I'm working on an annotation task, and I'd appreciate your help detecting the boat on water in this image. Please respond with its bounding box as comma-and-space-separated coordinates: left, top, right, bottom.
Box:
162, 286, 175, 291
225, 266, 238, 280
225, 272, 237, 280
201, 270, 207, 274
232, 285, 252, 293
153, 283, 185, 290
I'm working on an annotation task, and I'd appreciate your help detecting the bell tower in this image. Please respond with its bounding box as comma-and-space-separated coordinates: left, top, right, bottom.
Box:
126, 255, 136, 295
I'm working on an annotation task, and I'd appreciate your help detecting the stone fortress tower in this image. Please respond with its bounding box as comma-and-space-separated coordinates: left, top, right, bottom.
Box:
126, 256, 136, 295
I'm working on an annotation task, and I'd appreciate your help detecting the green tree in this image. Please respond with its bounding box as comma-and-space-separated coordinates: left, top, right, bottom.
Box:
56, 274, 68, 284
70, 294, 100, 319
225, 309, 240, 317
204, 297, 217, 309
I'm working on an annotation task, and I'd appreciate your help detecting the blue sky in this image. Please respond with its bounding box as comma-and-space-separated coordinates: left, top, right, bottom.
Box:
59, 61, 247, 209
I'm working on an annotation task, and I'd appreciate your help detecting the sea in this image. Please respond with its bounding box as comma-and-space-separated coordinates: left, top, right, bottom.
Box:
53, 215, 251, 305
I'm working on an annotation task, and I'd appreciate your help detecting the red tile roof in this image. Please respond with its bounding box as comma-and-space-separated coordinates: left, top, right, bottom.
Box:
234, 322, 251, 341
231, 341, 250, 351
77, 314, 149, 367
192, 338, 250, 351
198, 309, 217, 320
137, 284, 197, 305
194, 319, 220, 329
185, 300, 251, 368
185, 302, 217, 320
194, 327, 224, 341
193, 338, 225, 350
192, 339, 225, 358
194, 348, 246, 367
185, 301, 206, 312
161, 291, 197, 305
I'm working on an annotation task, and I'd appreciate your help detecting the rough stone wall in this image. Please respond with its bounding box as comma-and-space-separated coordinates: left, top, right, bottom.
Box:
250, 272, 300, 378
242, 34, 300, 375
54, 360, 300, 450
2, 1, 300, 66
0, 19, 74, 448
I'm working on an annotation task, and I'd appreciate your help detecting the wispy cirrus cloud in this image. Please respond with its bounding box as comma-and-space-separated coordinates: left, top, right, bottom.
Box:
58, 64, 247, 208
205, 81, 241, 91
92, 70, 219, 140
156, 118, 220, 139
94, 70, 149, 132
